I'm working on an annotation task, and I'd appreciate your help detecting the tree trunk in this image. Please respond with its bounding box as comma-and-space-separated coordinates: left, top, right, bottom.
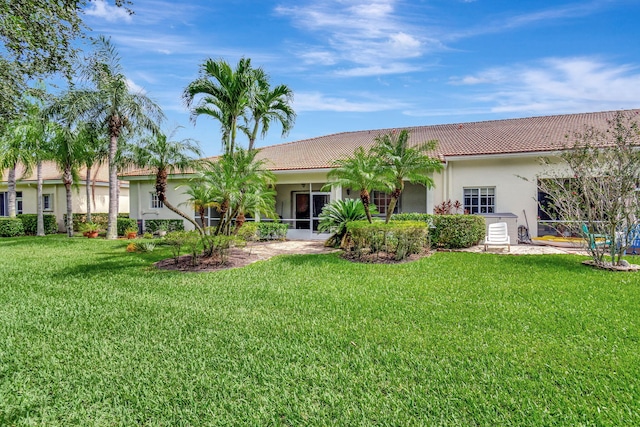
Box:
248, 121, 260, 151
107, 132, 118, 239
7, 166, 16, 218
63, 166, 73, 237
385, 187, 403, 224
162, 197, 204, 235
36, 161, 44, 236
155, 171, 204, 235
360, 189, 373, 223
85, 164, 92, 223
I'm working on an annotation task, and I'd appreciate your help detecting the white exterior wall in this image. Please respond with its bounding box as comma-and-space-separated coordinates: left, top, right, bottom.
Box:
130, 179, 194, 230
1, 181, 129, 231
438, 154, 563, 238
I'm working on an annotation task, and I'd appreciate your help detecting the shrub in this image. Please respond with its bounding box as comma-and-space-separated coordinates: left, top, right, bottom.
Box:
67, 213, 129, 231
164, 231, 191, 263
144, 219, 184, 234
391, 213, 485, 249
318, 199, 371, 248
117, 218, 138, 236
202, 234, 244, 263
256, 222, 288, 241
236, 223, 259, 242
433, 200, 464, 215
431, 215, 485, 249
0, 217, 25, 237
345, 220, 429, 261
126, 239, 156, 253
17, 214, 58, 235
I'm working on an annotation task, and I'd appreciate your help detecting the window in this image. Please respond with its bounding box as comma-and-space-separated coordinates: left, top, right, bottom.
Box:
43, 194, 53, 211
16, 191, 22, 215
0, 191, 23, 216
463, 187, 495, 214
151, 192, 164, 209
371, 191, 399, 215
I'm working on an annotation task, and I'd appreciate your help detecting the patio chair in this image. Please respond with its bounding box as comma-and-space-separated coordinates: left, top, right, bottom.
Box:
484, 222, 510, 252
581, 223, 611, 250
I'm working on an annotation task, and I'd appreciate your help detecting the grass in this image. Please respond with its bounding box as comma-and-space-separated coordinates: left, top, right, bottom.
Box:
0, 235, 639, 426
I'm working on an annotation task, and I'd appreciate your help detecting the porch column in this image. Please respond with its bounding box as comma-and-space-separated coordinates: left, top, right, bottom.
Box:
331, 184, 342, 202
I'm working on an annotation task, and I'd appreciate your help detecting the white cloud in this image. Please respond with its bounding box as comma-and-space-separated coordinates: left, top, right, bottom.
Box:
299, 50, 338, 66
275, 0, 427, 75
126, 78, 146, 94
449, 57, 640, 114
84, 0, 132, 23
294, 91, 407, 112
335, 63, 421, 77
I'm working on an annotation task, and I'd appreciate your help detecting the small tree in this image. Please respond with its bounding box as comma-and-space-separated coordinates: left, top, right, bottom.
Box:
536, 111, 640, 268
372, 129, 444, 223
322, 147, 390, 223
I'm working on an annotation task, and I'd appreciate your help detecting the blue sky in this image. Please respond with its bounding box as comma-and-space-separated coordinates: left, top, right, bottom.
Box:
80, 0, 640, 157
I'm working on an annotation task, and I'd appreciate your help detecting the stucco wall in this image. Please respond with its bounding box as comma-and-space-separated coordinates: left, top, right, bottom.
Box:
438, 155, 564, 238
1, 182, 129, 232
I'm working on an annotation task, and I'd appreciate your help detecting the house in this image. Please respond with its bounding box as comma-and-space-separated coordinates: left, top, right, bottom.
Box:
0, 161, 130, 232
121, 109, 640, 241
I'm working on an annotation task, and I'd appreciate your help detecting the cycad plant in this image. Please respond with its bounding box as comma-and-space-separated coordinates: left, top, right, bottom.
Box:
318, 198, 376, 248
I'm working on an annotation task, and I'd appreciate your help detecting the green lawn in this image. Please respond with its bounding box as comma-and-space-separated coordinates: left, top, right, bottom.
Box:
0, 236, 639, 426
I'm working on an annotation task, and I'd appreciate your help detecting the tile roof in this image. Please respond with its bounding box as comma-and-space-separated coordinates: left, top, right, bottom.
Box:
121, 109, 640, 176
1, 161, 111, 183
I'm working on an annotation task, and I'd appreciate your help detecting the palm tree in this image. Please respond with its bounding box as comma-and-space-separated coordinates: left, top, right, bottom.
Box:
53, 36, 164, 239
197, 149, 275, 236
0, 108, 34, 218
23, 99, 53, 236
132, 127, 203, 233
242, 68, 295, 151
48, 123, 83, 237
76, 121, 108, 224
372, 129, 444, 223
322, 147, 390, 223
180, 182, 216, 230
183, 58, 255, 155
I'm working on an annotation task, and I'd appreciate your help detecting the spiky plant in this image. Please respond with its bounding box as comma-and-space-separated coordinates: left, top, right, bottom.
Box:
318, 198, 377, 248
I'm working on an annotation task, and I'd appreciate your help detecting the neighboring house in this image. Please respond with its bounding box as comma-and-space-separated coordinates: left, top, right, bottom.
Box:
0, 161, 130, 232
121, 109, 640, 241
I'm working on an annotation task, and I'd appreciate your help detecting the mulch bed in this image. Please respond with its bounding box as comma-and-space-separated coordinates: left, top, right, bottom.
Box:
340, 249, 432, 264
155, 242, 284, 273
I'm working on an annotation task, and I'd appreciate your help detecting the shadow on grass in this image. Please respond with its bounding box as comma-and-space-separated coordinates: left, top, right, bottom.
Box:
267, 252, 347, 268
53, 251, 165, 280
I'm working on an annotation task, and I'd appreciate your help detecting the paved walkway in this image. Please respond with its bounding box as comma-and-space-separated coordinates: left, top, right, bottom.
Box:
457, 243, 588, 255
264, 240, 587, 256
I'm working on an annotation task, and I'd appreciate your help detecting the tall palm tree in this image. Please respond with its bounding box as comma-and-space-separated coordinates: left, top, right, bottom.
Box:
53, 36, 164, 239
0, 108, 34, 218
242, 68, 295, 151
372, 129, 444, 223
132, 127, 203, 233
48, 123, 83, 237
76, 121, 108, 224
22, 99, 53, 236
322, 147, 390, 223
183, 58, 255, 155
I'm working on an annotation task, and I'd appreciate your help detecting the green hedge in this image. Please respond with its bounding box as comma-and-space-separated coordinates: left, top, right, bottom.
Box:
235, 222, 288, 241
66, 213, 130, 232
144, 219, 184, 233
16, 214, 58, 235
117, 218, 138, 236
345, 220, 429, 261
391, 213, 485, 249
0, 217, 25, 237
